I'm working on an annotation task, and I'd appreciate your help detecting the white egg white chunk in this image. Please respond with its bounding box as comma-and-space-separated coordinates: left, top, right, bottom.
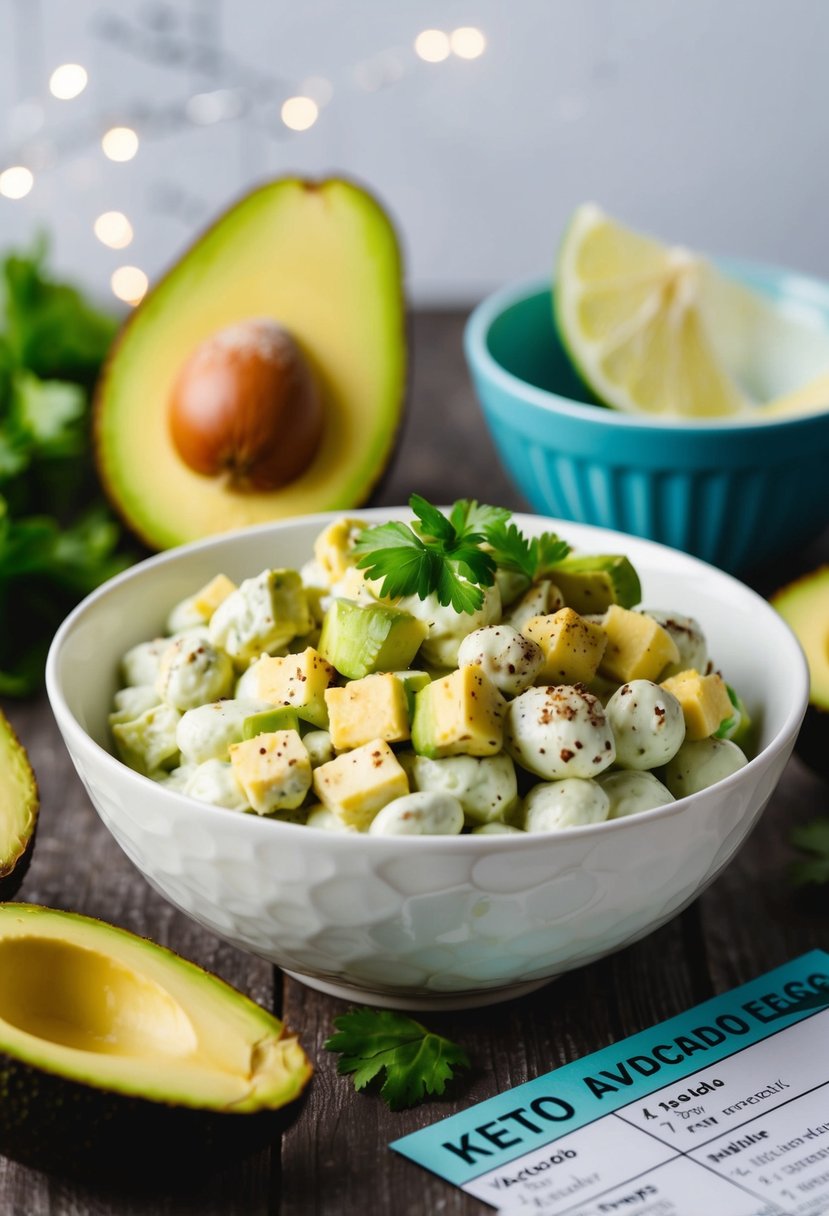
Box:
411, 753, 519, 825
156, 635, 234, 711
598, 770, 675, 818
176, 698, 272, 765
605, 679, 685, 770
368, 791, 465, 836
663, 737, 748, 798
523, 779, 610, 831
505, 684, 616, 780
457, 625, 544, 696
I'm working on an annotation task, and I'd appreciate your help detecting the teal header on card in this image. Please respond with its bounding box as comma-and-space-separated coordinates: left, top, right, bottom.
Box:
391, 950, 829, 1188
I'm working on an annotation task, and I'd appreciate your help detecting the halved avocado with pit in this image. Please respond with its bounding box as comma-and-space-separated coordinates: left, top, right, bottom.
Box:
95, 177, 405, 549
0, 904, 311, 1179
0, 711, 38, 900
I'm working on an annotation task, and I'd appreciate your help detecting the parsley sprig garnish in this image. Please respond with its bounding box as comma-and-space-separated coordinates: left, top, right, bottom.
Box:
353, 494, 571, 613
325, 1008, 470, 1110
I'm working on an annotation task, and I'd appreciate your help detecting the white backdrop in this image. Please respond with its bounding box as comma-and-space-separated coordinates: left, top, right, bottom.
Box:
1, 0, 828, 306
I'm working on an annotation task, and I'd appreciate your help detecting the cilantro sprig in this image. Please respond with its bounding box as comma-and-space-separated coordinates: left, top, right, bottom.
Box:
353, 495, 571, 614
325, 1008, 470, 1110
790, 819, 829, 887
0, 241, 130, 694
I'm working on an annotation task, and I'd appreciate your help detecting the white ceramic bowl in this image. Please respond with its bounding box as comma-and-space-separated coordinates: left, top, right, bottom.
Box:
46, 511, 808, 1010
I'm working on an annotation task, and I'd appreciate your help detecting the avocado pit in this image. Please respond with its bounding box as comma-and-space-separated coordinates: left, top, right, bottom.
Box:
169, 318, 324, 492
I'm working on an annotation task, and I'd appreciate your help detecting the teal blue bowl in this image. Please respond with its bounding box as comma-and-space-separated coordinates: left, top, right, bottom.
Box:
464, 266, 829, 572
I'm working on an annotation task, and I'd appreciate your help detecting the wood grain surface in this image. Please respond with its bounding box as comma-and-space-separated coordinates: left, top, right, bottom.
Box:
1, 312, 826, 1216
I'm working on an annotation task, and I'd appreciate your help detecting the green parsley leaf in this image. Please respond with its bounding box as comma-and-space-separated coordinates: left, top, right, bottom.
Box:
449, 498, 511, 537
791, 818, 829, 887
325, 1008, 470, 1110
483, 519, 571, 582
354, 496, 495, 612
534, 531, 572, 575
410, 493, 455, 543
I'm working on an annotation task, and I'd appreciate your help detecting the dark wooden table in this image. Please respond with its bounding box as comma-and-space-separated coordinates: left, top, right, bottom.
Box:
2, 311, 827, 1216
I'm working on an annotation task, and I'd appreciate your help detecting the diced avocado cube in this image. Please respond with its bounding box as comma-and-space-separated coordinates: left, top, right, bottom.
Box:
325, 673, 411, 751
716, 684, 753, 750
249, 646, 336, 728
547, 555, 641, 613
312, 739, 409, 830
599, 604, 680, 683
229, 729, 311, 815
208, 569, 313, 664
661, 669, 734, 741
242, 707, 301, 740
112, 704, 181, 775
318, 598, 428, 680
411, 666, 506, 759
192, 573, 237, 618
522, 607, 607, 684
313, 517, 369, 583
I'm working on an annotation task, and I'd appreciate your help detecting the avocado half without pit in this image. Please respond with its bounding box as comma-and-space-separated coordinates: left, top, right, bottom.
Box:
95, 176, 406, 549
771, 566, 829, 779
0, 905, 312, 1180
0, 710, 38, 900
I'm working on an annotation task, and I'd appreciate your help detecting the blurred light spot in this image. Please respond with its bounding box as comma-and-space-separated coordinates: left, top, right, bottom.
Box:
281, 96, 318, 131
415, 29, 450, 62
450, 27, 486, 59
185, 88, 244, 125
49, 63, 88, 99
102, 127, 139, 162
95, 211, 133, 249
111, 265, 147, 305
301, 76, 333, 107
0, 167, 33, 199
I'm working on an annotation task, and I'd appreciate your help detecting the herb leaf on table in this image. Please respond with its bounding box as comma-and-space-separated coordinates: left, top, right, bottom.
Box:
790, 818, 829, 886
325, 1008, 470, 1110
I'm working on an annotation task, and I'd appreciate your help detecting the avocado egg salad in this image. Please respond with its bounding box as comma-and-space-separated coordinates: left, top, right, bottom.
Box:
109, 497, 752, 835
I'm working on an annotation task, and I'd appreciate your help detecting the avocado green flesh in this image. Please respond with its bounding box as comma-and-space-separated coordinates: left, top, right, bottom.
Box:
95, 178, 405, 550
0, 711, 38, 901
319, 598, 428, 679
771, 566, 829, 777
548, 554, 642, 613
0, 905, 311, 1177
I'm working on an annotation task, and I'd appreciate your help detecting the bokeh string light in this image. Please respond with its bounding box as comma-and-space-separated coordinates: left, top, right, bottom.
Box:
0, 11, 488, 304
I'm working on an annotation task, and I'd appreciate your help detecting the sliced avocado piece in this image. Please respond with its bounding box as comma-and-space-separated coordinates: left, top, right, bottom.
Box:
95, 178, 405, 549
715, 684, 753, 753
0, 904, 311, 1180
547, 554, 641, 613
393, 669, 431, 717
242, 706, 301, 739
0, 712, 38, 902
318, 599, 428, 680
771, 567, 829, 779
411, 667, 505, 759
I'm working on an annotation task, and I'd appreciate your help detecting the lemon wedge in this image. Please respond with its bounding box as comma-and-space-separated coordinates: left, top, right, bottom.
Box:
554, 204, 829, 419
760, 370, 829, 419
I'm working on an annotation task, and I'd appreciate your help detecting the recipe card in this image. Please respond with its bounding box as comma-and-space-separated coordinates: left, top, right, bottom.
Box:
391, 952, 829, 1216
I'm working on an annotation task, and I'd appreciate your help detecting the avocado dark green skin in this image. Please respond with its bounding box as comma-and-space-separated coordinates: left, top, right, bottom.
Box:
0, 823, 37, 902
0, 1051, 306, 1183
